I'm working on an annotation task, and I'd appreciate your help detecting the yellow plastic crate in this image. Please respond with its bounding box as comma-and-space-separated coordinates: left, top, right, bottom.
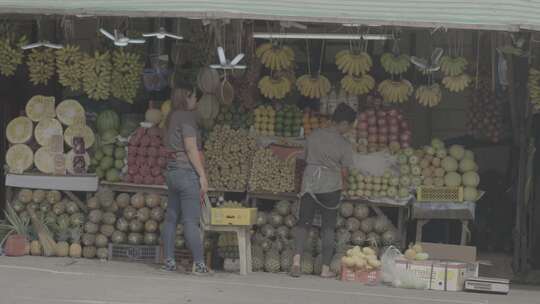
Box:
210, 208, 257, 226
417, 186, 464, 202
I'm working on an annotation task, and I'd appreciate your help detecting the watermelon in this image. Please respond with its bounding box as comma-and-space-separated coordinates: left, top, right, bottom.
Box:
97, 110, 120, 134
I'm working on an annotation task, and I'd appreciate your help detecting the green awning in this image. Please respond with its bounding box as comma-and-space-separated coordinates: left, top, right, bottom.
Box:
0, 0, 538, 32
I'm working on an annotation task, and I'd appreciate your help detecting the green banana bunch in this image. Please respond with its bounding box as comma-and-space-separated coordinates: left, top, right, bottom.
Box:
111, 50, 144, 103
56, 45, 84, 91
82, 51, 112, 101
0, 35, 27, 77
27, 48, 56, 86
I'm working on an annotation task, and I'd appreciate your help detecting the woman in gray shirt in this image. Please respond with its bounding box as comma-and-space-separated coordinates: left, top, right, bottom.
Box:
161, 85, 210, 274
291, 103, 356, 278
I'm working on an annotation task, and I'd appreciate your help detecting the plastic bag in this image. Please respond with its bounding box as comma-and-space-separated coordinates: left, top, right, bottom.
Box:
352, 151, 398, 177
380, 246, 427, 290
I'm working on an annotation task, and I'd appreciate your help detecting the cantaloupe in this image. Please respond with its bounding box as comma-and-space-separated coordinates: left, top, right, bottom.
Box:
56, 99, 85, 126
26, 95, 55, 122
6, 144, 34, 173
64, 124, 95, 148
34, 118, 62, 146
6, 116, 33, 144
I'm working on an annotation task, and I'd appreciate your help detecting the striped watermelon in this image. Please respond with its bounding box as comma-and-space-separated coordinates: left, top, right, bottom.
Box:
96, 110, 120, 135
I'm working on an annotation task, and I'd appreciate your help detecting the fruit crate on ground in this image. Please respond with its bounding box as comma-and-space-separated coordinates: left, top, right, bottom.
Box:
108, 243, 161, 264
417, 186, 463, 202
211, 208, 257, 226
340, 266, 381, 285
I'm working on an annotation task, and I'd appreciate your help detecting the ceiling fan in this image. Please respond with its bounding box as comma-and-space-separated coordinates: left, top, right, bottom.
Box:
410, 48, 444, 73
209, 47, 246, 70
21, 41, 63, 50
99, 28, 146, 47
143, 27, 183, 40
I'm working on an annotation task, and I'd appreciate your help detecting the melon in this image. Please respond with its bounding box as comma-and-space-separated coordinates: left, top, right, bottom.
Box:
459, 158, 477, 173
56, 99, 85, 126
464, 150, 475, 160
6, 116, 33, 144
34, 118, 62, 146
441, 157, 458, 172
444, 172, 462, 187
64, 124, 95, 148
462, 171, 480, 187
197, 67, 221, 94
96, 110, 120, 134
463, 187, 479, 201
6, 144, 33, 173
26, 95, 56, 122
431, 138, 445, 150
449, 145, 465, 160
34, 147, 55, 174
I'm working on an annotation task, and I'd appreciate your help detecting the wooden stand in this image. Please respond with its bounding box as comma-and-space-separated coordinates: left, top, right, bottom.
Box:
202, 224, 252, 275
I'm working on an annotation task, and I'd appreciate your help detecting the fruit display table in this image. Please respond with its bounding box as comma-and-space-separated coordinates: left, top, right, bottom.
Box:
100, 181, 243, 199
246, 191, 299, 205
5, 173, 99, 212
343, 197, 411, 249
412, 201, 476, 245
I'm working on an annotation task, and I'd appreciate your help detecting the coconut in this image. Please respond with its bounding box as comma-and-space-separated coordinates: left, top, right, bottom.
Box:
123, 206, 137, 220
116, 217, 129, 232
129, 220, 144, 232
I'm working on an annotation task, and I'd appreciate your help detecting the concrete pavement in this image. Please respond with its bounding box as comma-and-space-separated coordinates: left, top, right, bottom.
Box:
0, 256, 538, 304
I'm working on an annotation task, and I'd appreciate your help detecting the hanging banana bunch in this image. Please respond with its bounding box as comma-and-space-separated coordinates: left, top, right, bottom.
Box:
82, 51, 112, 101
341, 74, 375, 96
256, 42, 295, 71
442, 74, 472, 93
441, 31, 470, 93
416, 84, 442, 107
296, 74, 331, 99
111, 50, 144, 103
0, 34, 27, 77
378, 79, 413, 103
258, 75, 292, 99
381, 53, 410, 75
27, 48, 56, 86
56, 45, 84, 91
335, 50, 372, 75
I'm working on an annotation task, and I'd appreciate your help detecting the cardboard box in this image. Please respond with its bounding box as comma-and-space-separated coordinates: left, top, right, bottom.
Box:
396, 259, 478, 291
340, 266, 380, 284
420, 243, 476, 263
210, 208, 257, 226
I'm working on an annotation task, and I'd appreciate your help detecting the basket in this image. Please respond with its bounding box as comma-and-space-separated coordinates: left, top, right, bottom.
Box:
416, 186, 464, 202
341, 266, 381, 284
108, 243, 161, 264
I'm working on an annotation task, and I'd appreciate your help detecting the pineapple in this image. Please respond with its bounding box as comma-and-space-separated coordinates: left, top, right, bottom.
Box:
30, 240, 42, 256
55, 220, 70, 257
280, 249, 293, 272
82, 246, 97, 258
313, 254, 323, 275
69, 226, 82, 258
301, 253, 314, 274
264, 250, 281, 273
252, 246, 264, 272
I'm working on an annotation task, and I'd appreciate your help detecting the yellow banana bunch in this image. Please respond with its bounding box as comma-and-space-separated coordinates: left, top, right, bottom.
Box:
296, 74, 331, 99
380, 53, 410, 75
111, 50, 144, 103
416, 84, 442, 107
440, 56, 468, 76
82, 51, 112, 101
0, 35, 26, 77
442, 73, 471, 92
341, 74, 375, 95
336, 50, 372, 75
258, 75, 292, 99
256, 43, 294, 71
27, 48, 56, 86
377, 79, 413, 103
56, 45, 84, 91
528, 68, 540, 112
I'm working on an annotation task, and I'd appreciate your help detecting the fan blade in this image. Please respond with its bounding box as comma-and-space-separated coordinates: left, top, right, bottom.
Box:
217, 47, 227, 65
21, 42, 42, 50
410, 56, 428, 69
233, 65, 247, 69
100, 29, 116, 41
165, 33, 184, 40
128, 39, 146, 44
142, 32, 160, 37
44, 43, 63, 49
431, 48, 444, 65
426, 65, 441, 72
230, 53, 245, 66
209, 64, 222, 69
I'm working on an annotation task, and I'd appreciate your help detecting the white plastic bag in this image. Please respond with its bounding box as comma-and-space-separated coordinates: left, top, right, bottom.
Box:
380, 246, 428, 290
352, 151, 398, 177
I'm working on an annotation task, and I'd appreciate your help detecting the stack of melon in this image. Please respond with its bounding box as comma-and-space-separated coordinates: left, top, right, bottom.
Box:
345, 170, 410, 200
82, 189, 167, 259
89, 109, 125, 182
397, 139, 481, 201
10, 188, 84, 258
5, 96, 93, 175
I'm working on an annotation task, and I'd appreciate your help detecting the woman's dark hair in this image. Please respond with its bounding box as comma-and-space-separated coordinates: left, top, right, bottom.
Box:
332, 103, 357, 123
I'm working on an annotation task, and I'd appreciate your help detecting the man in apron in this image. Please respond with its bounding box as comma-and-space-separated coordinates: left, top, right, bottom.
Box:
291, 103, 357, 278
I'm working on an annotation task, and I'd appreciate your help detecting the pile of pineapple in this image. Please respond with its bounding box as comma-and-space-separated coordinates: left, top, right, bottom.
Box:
11, 189, 84, 257
82, 188, 167, 259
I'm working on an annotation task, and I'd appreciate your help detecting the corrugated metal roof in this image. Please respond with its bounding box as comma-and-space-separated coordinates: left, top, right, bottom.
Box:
1, 0, 540, 32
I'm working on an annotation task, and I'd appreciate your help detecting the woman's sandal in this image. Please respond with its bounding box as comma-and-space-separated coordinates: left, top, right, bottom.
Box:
289, 265, 302, 278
